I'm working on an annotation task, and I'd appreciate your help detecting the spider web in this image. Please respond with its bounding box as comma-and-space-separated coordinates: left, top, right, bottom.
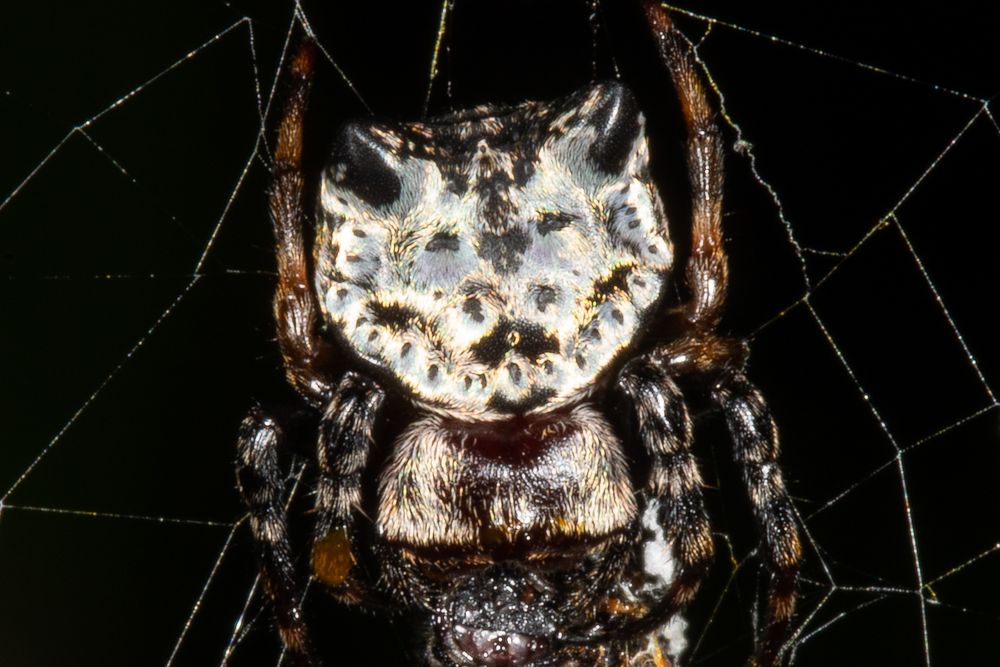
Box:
1, 2, 997, 665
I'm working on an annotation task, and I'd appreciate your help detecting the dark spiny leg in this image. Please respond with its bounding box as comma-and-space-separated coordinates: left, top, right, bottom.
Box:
236, 408, 318, 666
620, 361, 714, 615
714, 374, 801, 667
643, 0, 726, 330
311, 372, 386, 605
562, 361, 713, 648
271, 39, 334, 406
642, 4, 800, 663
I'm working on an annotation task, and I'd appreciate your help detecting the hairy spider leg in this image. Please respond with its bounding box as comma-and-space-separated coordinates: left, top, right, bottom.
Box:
619, 362, 715, 623
643, 0, 726, 332
241, 37, 394, 666
714, 375, 801, 667
558, 361, 713, 653
237, 377, 388, 667
645, 4, 801, 665
312, 371, 387, 606
270, 38, 335, 406
236, 408, 320, 666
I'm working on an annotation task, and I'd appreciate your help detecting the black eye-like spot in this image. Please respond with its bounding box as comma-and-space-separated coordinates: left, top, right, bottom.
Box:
337, 288, 348, 300
535, 286, 558, 313
401, 342, 412, 358
611, 308, 625, 325
328, 121, 402, 207
426, 232, 460, 252
352, 228, 367, 237
368, 331, 379, 342
536, 211, 576, 236
584, 81, 642, 174
462, 298, 485, 323
464, 376, 474, 390
507, 363, 522, 384
628, 219, 640, 229
543, 360, 554, 374
428, 364, 439, 381
575, 353, 587, 369
648, 245, 659, 254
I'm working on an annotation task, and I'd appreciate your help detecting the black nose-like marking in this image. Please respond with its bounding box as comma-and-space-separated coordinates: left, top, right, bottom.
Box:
470, 317, 560, 367
477, 228, 531, 274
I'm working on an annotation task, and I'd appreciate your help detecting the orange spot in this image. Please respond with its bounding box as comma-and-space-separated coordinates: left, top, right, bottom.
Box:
312, 527, 355, 587
651, 638, 673, 667
604, 596, 642, 617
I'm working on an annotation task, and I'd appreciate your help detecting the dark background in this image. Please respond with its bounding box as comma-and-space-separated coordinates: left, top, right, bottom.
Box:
1, 2, 998, 666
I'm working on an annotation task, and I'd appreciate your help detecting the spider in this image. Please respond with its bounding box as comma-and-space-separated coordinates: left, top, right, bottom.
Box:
236, 3, 801, 666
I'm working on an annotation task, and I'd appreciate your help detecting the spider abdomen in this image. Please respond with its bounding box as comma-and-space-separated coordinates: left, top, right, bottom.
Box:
315, 82, 673, 418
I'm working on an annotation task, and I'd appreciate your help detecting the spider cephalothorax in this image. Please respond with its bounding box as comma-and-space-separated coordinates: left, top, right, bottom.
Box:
237, 4, 801, 667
